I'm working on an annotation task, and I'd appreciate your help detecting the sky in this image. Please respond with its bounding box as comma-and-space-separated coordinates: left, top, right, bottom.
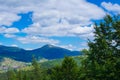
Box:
0, 0, 120, 50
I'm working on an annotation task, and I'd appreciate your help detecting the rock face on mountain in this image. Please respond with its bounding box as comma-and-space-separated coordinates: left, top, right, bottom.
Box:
0, 44, 81, 62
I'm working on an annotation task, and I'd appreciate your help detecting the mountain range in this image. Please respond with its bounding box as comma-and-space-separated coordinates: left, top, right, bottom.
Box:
0, 44, 81, 62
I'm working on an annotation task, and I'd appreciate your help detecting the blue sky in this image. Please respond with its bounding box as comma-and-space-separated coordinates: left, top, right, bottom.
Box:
0, 0, 120, 50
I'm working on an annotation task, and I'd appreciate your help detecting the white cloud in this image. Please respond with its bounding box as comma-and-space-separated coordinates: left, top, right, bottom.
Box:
0, 0, 105, 38
0, 27, 19, 34
17, 35, 59, 44
4, 28, 19, 34
59, 44, 77, 50
21, 0, 104, 39
23, 23, 94, 39
101, 2, 120, 14
78, 42, 89, 50
0, 12, 21, 26
4, 34, 16, 38
57, 42, 89, 51
69, 25, 94, 39
36, 0, 104, 26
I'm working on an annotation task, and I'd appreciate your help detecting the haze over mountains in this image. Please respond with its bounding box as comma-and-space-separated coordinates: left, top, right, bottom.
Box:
0, 44, 81, 62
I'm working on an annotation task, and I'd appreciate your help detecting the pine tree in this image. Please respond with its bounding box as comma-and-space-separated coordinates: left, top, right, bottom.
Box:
17, 71, 23, 80
51, 57, 79, 80
7, 69, 16, 80
51, 65, 63, 80
23, 72, 30, 80
61, 57, 79, 80
80, 15, 120, 79
32, 57, 42, 80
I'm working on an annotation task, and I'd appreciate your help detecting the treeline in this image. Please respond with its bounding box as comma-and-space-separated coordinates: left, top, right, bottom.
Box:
2, 57, 79, 80
1, 15, 120, 80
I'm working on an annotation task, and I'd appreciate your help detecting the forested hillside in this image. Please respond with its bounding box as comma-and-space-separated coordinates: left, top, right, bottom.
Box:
0, 44, 81, 62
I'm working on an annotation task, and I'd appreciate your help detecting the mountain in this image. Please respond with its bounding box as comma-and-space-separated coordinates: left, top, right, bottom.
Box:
0, 45, 31, 62
0, 44, 81, 62
30, 44, 81, 59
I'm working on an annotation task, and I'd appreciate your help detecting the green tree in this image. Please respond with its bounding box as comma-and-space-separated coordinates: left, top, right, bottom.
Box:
23, 72, 30, 80
17, 71, 23, 80
7, 69, 16, 80
80, 15, 120, 80
51, 65, 63, 80
32, 57, 42, 80
51, 57, 79, 80
81, 49, 90, 55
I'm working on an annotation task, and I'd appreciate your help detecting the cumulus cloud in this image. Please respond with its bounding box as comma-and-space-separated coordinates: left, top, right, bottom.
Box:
58, 42, 89, 51
0, 26, 19, 39
78, 42, 89, 50
101, 2, 120, 14
4, 34, 16, 38
23, 23, 94, 39
32, 0, 105, 25
0, 12, 21, 26
0, 0, 107, 49
21, 0, 105, 39
0, 26, 19, 34
59, 44, 77, 50
17, 35, 59, 44
0, 0, 105, 37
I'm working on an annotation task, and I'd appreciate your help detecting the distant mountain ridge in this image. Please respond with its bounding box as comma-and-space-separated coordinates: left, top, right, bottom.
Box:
0, 44, 81, 62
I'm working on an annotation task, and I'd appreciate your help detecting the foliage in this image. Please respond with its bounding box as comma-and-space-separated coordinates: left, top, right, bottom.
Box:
7, 69, 17, 80
51, 56, 79, 80
80, 15, 120, 80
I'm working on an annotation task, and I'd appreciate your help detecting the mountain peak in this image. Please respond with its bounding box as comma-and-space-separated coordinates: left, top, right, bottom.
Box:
42, 44, 55, 48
